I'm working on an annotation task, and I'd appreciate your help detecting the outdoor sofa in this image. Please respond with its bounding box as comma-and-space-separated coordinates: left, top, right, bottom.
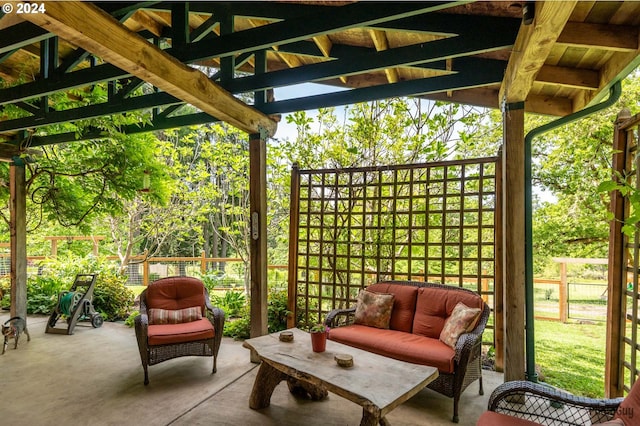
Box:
325, 280, 490, 423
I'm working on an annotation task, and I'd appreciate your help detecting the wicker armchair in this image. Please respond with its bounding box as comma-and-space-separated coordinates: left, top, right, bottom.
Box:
134, 276, 225, 385
325, 281, 490, 423
477, 380, 635, 425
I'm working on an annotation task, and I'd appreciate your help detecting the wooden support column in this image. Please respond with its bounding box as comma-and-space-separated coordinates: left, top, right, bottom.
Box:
249, 132, 268, 345
605, 108, 632, 397
10, 162, 27, 320
494, 148, 504, 372
502, 103, 526, 382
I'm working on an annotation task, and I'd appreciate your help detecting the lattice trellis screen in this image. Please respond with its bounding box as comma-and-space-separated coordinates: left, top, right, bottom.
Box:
287, 158, 500, 339
608, 111, 640, 396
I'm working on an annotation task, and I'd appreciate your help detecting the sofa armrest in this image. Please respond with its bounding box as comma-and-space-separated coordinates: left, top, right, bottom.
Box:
325, 307, 356, 328
488, 380, 623, 425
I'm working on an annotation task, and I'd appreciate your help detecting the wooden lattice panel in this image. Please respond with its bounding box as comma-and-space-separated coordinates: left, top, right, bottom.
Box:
288, 158, 499, 330
620, 116, 640, 393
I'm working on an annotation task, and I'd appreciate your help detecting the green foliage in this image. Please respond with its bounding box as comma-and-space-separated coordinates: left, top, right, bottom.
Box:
18, 255, 134, 321
223, 305, 250, 339
92, 273, 134, 321
125, 311, 140, 328
267, 288, 290, 333
26, 276, 65, 314
221, 288, 290, 339
211, 289, 246, 317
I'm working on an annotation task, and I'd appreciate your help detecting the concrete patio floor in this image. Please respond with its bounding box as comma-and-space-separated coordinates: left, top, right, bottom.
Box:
0, 315, 503, 426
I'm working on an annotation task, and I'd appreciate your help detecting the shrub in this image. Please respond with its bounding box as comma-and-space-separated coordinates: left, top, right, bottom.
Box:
221, 288, 291, 339
92, 273, 134, 321
26, 276, 65, 314
211, 289, 246, 317
125, 311, 140, 328
223, 305, 250, 339
267, 288, 290, 333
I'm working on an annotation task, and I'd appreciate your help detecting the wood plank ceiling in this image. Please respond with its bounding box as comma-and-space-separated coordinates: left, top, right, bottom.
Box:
0, 1, 638, 155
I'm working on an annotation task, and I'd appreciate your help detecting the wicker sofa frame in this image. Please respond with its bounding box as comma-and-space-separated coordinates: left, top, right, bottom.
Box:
325, 280, 490, 423
482, 380, 624, 425
134, 278, 225, 385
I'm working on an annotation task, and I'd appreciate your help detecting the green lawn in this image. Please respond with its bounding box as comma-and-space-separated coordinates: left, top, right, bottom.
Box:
535, 319, 606, 398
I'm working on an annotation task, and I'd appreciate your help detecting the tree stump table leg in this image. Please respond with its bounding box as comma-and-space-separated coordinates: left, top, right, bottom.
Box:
360, 407, 384, 426
249, 361, 286, 409
286, 377, 329, 400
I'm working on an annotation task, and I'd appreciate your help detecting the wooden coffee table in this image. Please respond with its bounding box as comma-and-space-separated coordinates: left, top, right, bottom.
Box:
243, 328, 438, 426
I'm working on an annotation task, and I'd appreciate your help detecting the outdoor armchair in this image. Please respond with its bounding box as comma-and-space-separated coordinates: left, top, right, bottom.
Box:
476, 379, 639, 425
134, 276, 224, 385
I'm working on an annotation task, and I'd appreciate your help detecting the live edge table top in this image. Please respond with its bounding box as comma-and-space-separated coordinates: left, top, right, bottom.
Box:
243, 328, 438, 424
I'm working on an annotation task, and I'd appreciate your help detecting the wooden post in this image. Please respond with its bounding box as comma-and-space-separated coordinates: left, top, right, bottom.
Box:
143, 257, 149, 286
559, 262, 568, 323
10, 163, 27, 320
494, 148, 504, 372
287, 163, 301, 328
502, 103, 526, 382
201, 250, 207, 274
250, 132, 268, 342
51, 239, 58, 257
605, 108, 632, 397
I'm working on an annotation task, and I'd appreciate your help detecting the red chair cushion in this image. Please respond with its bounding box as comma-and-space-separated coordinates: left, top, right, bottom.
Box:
146, 276, 206, 311
367, 282, 418, 333
148, 318, 214, 346
614, 379, 640, 425
328, 324, 455, 373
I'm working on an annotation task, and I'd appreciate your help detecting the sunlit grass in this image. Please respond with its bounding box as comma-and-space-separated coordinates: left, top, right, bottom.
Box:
535, 319, 606, 398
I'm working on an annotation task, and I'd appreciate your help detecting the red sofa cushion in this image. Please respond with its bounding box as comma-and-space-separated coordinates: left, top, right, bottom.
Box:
148, 317, 214, 345
367, 282, 418, 333
614, 379, 640, 425
413, 286, 484, 338
328, 324, 455, 373
146, 276, 206, 311
476, 411, 542, 426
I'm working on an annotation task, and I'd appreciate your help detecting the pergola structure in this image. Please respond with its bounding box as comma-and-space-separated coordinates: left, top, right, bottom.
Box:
1, 1, 639, 391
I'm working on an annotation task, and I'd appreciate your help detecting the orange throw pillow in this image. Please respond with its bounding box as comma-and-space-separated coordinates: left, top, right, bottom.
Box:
439, 302, 481, 348
354, 289, 394, 329
148, 306, 202, 325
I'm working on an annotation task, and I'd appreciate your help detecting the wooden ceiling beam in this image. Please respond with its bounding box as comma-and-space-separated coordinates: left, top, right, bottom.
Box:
499, 1, 577, 105
557, 22, 638, 52
419, 88, 572, 116
574, 48, 640, 111
21, 1, 277, 136
313, 34, 347, 84
369, 29, 399, 84
535, 64, 599, 90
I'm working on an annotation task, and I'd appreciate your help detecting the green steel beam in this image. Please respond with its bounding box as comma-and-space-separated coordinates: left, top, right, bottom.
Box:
21, 112, 217, 147
191, 16, 219, 42
8, 57, 503, 146
258, 60, 505, 115
0, 92, 181, 133
0, 54, 505, 134
171, 2, 189, 47
0, 3, 457, 105
226, 32, 514, 94
0, 23, 50, 55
